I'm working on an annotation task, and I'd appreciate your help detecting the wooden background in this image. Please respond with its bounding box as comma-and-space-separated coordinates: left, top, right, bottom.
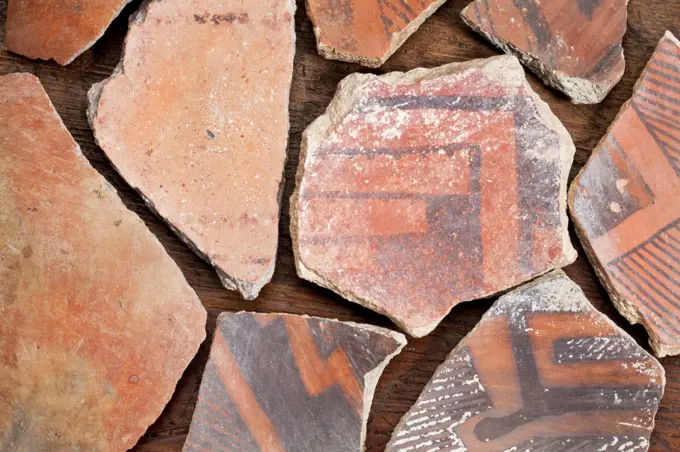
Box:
1, 0, 679, 450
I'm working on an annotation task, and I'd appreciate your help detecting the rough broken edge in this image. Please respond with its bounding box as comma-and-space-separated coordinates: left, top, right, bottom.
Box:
6, 1, 133, 66
87, 0, 297, 300
290, 55, 577, 338
460, 1, 628, 104
386, 270, 666, 451
8, 72, 208, 449
305, 0, 447, 68
210, 311, 407, 451
569, 31, 680, 358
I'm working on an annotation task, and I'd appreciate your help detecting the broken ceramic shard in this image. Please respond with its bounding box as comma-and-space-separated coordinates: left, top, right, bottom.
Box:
183, 312, 406, 452
306, 0, 447, 67
387, 271, 665, 452
88, 0, 295, 300
569, 32, 680, 357
6, 0, 131, 65
291, 55, 577, 337
0, 73, 206, 452
461, 0, 627, 104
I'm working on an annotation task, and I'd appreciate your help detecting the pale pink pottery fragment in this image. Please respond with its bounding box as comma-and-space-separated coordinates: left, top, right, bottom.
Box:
89, 0, 296, 299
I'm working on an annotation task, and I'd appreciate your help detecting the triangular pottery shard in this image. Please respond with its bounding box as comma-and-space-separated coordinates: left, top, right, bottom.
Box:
183, 312, 406, 452
0, 74, 206, 452
88, 0, 296, 300
569, 32, 680, 358
388, 271, 665, 452
306, 0, 447, 67
291, 55, 577, 337
6, 0, 132, 65
461, 0, 627, 104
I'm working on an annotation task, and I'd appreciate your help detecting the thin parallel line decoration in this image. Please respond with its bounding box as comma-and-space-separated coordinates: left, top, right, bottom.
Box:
608, 267, 680, 337
610, 218, 680, 264
647, 67, 680, 85
636, 91, 680, 117
640, 86, 680, 108
647, 75, 680, 95
627, 255, 679, 300
617, 259, 680, 310
646, 242, 680, 270
651, 60, 680, 76
631, 249, 680, 288
654, 235, 680, 258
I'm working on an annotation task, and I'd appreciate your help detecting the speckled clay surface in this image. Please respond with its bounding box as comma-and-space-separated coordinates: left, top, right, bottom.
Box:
0, 73, 206, 452
88, 0, 296, 300
291, 55, 577, 337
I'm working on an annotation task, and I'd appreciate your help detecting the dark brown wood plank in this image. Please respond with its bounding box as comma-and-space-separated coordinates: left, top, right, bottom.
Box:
1, 0, 679, 450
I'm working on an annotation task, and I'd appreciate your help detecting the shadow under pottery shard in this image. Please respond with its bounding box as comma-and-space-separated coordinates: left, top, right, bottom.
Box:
6, 0, 132, 65
291, 55, 577, 338
387, 271, 665, 452
183, 312, 406, 452
88, 0, 296, 300
0, 73, 206, 452
570, 32, 680, 358
306, 0, 447, 67
461, 0, 627, 104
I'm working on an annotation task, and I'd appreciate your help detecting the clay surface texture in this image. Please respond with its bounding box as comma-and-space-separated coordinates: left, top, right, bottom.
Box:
462, 0, 627, 104
183, 312, 406, 451
387, 271, 665, 452
306, 0, 447, 67
291, 55, 577, 337
6, 0, 131, 65
88, 0, 296, 300
570, 32, 680, 357
0, 73, 207, 452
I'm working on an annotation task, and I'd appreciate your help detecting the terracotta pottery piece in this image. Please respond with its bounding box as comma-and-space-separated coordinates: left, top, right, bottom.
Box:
0, 73, 207, 452
6, 0, 131, 65
291, 55, 577, 337
306, 0, 447, 67
183, 312, 406, 451
461, 0, 627, 104
569, 32, 680, 357
387, 271, 665, 452
88, 0, 295, 300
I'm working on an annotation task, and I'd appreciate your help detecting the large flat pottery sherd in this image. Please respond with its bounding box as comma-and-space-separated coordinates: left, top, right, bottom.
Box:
570, 32, 680, 357
0, 73, 207, 451
461, 0, 627, 104
6, 0, 131, 65
388, 271, 665, 452
291, 55, 577, 337
183, 312, 406, 451
306, 0, 447, 67
88, 0, 295, 300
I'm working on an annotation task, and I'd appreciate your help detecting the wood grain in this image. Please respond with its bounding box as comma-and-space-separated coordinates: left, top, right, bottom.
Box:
0, 0, 679, 450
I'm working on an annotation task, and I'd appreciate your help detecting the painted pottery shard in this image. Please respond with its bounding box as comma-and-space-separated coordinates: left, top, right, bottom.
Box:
183, 312, 406, 452
88, 0, 295, 300
306, 0, 447, 67
0, 73, 207, 451
461, 0, 627, 104
569, 32, 680, 357
6, 0, 131, 65
291, 55, 577, 337
387, 271, 665, 452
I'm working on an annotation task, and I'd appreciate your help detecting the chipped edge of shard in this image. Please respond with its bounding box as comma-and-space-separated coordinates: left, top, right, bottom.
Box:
569, 30, 680, 357
290, 55, 577, 338
7, 1, 133, 66
386, 269, 666, 451
5, 72, 208, 448
87, 0, 297, 300
305, 0, 448, 68
460, 1, 629, 104
215, 311, 407, 450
